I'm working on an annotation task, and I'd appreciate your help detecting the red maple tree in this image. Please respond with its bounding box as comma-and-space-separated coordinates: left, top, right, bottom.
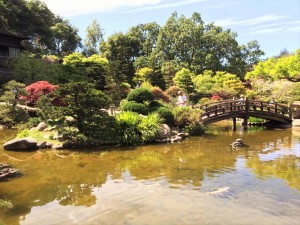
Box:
23, 81, 57, 106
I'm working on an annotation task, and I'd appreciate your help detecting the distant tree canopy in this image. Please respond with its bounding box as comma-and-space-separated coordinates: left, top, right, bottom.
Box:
0, 0, 81, 55
245, 49, 300, 82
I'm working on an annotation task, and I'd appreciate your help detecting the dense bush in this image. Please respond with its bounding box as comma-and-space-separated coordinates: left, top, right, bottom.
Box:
127, 87, 154, 103
165, 86, 182, 97
23, 81, 57, 106
139, 113, 164, 143
151, 87, 170, 103
173, 107, 205, 135
120, 101, 148, 115
148, 100, 165, 108
0, 105, 29, 128
149, 106, 174, 125
116, 111, 164, 145
116, 111, 142, 145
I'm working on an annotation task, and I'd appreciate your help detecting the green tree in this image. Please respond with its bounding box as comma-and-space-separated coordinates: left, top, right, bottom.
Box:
12, 52, 64, 85
83, 19, 104, 56
245, 49, 300, 82
173, 68, 195, 94
50, 17, 82, 56
53, 82, 114, 140
100, 32, 136, 84
62, 53, 109, 89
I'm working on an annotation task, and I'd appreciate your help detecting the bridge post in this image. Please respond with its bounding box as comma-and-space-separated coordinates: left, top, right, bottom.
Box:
232, 117, 236, 131
242, 117, 248, 130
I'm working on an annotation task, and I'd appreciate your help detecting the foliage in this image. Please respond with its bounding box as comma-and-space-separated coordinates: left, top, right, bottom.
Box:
82, 19, 104, 56
1, 80, 26, 106
120, 101, 148, 115
116, 111, 164, 145
12, 52, 64, 85
151, 86, 170, 103
49, 82, 115, 143
50, 18, 82, 56
0, 199, 13, 209
0, 80, 29, 127
165, 86, 182, 97
193, 70, 215, 96
0, 0, 81, 54
126, 87, 154, 103
0, 105, 29, 128
139, 113, 164, 143
290, 83, 300, 102
23, 81, 57, 106
173, 68, 195, 94
245, 49, 300, 82
173, 107, 204, 135
248, 117, 265, 123
134, 67, 154, 82
62, 53, 109, 89
149, 106, 174, 125
250, 79, 294, 103
148, 100, 165, 108
116, 111, 142, 145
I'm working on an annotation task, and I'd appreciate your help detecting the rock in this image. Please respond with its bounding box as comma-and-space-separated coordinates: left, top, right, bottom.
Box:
0, 163, 22, 181
158, 124, 172, 139
3, 138, 37, 151
231, 138, 247, 148
292, 119, 300, 127
36, 122, 47, 131
37, 141, 47, 149
44, 126, 56, 132
51, 143, 64, 149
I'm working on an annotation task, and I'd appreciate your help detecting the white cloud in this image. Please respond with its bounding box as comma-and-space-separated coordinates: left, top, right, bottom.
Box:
42, 0, 161, 16
214, 15, 285, 27
123, 0, 208, 13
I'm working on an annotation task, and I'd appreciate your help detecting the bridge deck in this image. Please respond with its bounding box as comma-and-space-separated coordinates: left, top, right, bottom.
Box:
197, 100, 292, 125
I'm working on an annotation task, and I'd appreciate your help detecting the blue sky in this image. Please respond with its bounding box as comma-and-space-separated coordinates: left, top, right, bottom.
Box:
42, 0, 300, 58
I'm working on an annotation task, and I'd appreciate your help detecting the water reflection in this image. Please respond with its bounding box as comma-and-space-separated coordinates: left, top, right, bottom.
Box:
0, 125, 300, 225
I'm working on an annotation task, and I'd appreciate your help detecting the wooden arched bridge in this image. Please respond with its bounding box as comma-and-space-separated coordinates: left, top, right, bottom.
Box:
196, 100, 293, 128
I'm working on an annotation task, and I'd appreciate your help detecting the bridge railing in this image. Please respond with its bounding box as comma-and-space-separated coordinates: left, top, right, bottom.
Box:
197, 100, 292, 121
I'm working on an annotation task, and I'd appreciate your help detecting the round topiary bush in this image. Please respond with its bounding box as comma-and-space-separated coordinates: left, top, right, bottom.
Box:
127, 88, 154, 103
149, 106, 174, 125
121, 101, 148, 115
148, 100, 165, 108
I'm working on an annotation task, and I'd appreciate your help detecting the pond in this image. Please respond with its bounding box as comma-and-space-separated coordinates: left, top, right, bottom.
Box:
0, 123, 300, 225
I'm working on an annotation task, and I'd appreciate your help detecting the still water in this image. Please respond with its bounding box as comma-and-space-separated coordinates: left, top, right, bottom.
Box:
0, 123, 300, 225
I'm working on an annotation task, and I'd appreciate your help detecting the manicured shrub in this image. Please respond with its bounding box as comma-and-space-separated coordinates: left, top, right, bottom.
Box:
127, 87, 154, 103
120, 101, 148, 115
165, 86, 182, 97
148, 100, 165, 108
151, 87, 170, 103
149, 106, 174, 125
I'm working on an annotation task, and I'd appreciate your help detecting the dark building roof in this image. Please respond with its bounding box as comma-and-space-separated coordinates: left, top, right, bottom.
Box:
0, 30, 29, 48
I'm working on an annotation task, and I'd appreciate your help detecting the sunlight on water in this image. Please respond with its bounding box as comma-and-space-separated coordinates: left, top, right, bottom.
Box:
1, 124, 300, 225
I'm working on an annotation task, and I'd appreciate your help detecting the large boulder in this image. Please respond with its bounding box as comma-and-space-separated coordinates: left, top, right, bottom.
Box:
158, 124, 172, 139
3, 138, 37, 151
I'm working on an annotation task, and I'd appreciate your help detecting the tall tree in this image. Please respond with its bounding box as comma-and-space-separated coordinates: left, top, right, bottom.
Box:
83, 19, 104, 56
100, 32, 136, 84
50, 17, 82, 56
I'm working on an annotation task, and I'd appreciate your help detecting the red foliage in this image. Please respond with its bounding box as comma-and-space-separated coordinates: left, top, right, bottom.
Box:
151, 87, 170, 103
23, 81, 57, 106
211, 93, 221, 101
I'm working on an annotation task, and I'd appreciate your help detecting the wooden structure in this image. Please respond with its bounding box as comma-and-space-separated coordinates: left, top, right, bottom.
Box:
198, 100, 292, 129
0, 31, 28, 81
